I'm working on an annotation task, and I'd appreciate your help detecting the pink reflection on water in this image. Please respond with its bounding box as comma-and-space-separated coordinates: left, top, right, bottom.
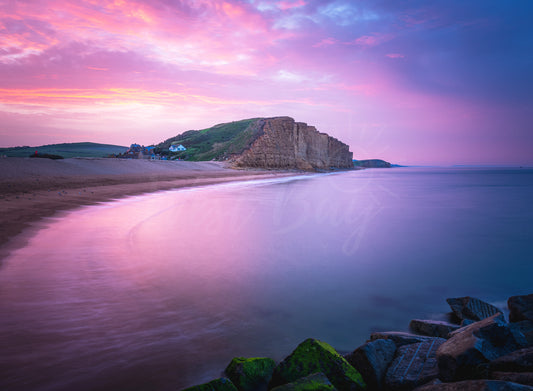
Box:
0, 181, 288, 390
3, 170, 532, 391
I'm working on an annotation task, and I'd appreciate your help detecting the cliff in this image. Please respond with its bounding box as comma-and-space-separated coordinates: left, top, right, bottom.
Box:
233, 117, 353, 170
155, 116, 353, 171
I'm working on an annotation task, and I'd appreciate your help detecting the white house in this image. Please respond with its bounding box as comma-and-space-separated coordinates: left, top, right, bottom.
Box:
169, 144, 187, 152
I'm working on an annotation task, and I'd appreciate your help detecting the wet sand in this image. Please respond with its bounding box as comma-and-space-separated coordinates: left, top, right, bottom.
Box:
0, 157, 299, 259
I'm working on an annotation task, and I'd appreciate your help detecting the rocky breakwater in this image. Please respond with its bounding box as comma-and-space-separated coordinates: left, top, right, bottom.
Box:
233, 117, 353, 171
183, 294, 533, 391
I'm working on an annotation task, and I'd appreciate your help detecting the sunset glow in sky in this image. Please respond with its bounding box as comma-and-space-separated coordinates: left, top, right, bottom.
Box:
1, 0, 532, 165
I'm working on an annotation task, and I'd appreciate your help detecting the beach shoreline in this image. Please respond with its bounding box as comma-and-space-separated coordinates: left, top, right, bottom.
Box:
0, 157, 302, 260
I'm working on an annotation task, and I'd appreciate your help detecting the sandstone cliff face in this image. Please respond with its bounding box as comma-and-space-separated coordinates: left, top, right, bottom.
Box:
234, 117, 353, 170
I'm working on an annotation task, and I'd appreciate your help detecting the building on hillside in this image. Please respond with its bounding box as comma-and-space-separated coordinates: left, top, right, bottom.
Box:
169, 144, 187, 152
123, 143, 153, 159
150, 154, 167, 160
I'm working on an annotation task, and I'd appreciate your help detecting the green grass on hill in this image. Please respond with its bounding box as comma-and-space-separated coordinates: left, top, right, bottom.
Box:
0, 142, 129, 158
154, 118, 262, 161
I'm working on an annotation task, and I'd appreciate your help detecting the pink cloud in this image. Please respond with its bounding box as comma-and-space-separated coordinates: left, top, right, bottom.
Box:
351, 33, 394, 47
276, 0, 306, 11
313, 37, 337, 48
399, 9, 440, 28
386, 53, 405, 59
354, 35, 378, 46
0, 0, 278, 76
331, 83, 381, 96
221, 2, 245, 17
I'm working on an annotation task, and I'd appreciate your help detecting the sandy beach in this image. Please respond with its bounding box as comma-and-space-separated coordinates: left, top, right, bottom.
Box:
0, 157, 298, 259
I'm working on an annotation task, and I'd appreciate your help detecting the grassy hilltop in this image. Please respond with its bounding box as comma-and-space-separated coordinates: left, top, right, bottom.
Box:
154, 118, 263, 161
0, 142, 128, 158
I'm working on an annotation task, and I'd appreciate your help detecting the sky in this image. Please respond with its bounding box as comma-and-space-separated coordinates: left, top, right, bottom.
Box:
1, 0, 532, 165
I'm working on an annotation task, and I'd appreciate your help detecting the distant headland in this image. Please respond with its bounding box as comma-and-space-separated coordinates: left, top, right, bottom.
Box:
353, 159, 392, 168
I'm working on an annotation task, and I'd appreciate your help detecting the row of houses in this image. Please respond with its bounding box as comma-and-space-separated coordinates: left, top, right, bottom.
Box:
120, 143, 187, 160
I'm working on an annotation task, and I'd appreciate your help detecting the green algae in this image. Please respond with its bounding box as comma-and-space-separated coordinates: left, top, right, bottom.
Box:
269, 338, 366, 391
225, 357, 276, 391
182, 377, 238, 391
270, 372, 337, 391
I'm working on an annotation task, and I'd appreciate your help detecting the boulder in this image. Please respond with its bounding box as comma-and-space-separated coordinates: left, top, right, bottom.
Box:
410, 319, 461, 339
488, 340, 533, 386
437, 314, 527, 381
268, 338, 366, 390
490, 347, 533, 373
344, 339, 397, 390
509, 295, 533, 323
384, 338, 446, 390
461, 319, 476, 327
370, 332, 440, 347
510, 321, 533, 347
225, 357, 277, 391
413, 379, 533, 390
446, 297, 502, 322
182, 377, 238, 391
491, 372, 533, 386
270, 372, 337, 390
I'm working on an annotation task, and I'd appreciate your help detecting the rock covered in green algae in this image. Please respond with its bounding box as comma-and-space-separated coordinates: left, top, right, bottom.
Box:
182, 377, 238, 391
269, 338, 366, 390
225, 357, 277, 391
270, 372, 337, 390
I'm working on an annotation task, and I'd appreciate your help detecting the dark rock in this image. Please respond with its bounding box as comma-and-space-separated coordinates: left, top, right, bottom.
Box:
490, 347, 533, 372
491, 372, 533, 386
268, 338, 366, 390
413, 379, 533, 390
385, 338, 446, 390
370, 332, 440, 347
437, 314, 527, 381
446, 297, 502, 322
344, 339, 397, 390
462, 319, 477, 327
509, 295, 533, 323
270, 372, 337, 390
182, 377, 238, 391
225, 357, 276, 391
510, 321, 533, 347
418, 379, 443, 387
410, 319, 461, 339
30, 153, 64, 160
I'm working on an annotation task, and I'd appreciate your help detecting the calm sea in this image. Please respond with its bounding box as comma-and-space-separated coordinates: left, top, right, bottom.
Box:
1, 167, 532, 390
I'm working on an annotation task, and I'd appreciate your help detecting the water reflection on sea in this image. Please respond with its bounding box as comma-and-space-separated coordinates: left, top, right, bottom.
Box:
1, 168, 532, 390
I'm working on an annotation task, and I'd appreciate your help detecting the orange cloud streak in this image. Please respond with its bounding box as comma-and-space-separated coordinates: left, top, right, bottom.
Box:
0, 87, 324, 109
